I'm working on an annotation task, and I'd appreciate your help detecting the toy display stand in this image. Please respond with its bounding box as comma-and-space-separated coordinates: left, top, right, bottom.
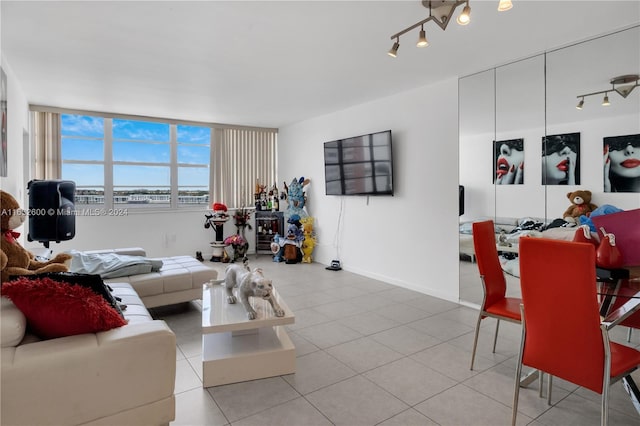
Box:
210, 242, 227, 262
210, 215, 230, 262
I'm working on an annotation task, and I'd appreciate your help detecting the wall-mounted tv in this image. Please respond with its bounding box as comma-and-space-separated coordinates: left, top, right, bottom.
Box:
324, 130, 394, 196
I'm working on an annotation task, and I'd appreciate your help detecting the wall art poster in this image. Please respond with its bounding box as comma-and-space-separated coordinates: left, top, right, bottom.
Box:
603, 134, 640, 193
541, 132, 580, 185
493, 138, 524, 184
1, 67, 7, 177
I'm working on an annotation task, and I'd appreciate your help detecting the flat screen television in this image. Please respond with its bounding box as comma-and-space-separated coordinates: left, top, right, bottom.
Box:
324, 130, 394, 196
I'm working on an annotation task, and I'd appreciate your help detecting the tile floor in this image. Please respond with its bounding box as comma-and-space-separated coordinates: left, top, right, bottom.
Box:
150, 256, 640, 426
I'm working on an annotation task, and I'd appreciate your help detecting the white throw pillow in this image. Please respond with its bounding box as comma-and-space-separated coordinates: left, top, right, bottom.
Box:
1, 296, 26, 347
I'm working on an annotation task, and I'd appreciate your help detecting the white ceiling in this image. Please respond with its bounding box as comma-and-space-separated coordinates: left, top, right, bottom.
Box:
2, 1, 639, 128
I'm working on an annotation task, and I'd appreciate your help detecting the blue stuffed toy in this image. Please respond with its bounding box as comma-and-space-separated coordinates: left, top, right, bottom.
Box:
578, 204, 623, 232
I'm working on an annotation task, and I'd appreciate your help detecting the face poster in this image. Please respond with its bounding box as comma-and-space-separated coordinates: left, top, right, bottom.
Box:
541, 132, 580, 185
493, 138, 524, 184
603, 134, 640, 193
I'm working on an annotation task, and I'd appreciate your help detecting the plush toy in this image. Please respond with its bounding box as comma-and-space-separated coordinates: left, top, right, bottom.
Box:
563, 190, 598, 223
284, 177, 310, 222
300, 216, 316, 264
0, 249, 7, 274
1, 190, 71, 282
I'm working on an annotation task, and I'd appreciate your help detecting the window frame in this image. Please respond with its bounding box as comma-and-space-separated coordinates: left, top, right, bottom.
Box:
35, 107, 277, 212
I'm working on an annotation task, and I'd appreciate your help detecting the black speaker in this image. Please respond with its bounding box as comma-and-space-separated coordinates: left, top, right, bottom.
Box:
27, 180, 76, 245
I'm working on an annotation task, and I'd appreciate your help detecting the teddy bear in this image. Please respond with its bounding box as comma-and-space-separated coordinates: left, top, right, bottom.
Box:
563, 190, 598, 223
1, 190, 71, 283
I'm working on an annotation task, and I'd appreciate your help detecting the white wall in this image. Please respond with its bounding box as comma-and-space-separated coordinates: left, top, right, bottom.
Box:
46, 209, 256, 259
278, 78, 460, 302
0, 55, 29, 204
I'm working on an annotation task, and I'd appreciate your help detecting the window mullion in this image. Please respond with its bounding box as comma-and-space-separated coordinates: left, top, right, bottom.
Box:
104, 118, 113, 210
170, 124, 178, 209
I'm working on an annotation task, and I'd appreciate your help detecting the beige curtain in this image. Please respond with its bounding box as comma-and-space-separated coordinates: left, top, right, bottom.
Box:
31, 111, 61, 179
213, 128, 277, 208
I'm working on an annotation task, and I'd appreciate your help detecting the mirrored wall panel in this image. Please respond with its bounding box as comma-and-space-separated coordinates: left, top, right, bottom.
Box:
459, 26, 640, 306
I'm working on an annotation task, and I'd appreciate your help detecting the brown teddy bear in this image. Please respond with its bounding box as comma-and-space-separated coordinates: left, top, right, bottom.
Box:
563, 190, 598, 223
1, 190, 71, 283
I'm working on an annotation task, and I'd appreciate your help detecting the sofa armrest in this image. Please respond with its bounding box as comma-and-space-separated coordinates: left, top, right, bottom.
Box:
83, 247, 147, 257
1, 321, 176, 426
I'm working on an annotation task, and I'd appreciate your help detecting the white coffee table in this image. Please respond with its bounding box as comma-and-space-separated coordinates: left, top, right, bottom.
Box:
201, 284, 295, 387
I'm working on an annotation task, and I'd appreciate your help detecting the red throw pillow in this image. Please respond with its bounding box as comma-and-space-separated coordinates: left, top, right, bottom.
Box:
1, 277, 127, 339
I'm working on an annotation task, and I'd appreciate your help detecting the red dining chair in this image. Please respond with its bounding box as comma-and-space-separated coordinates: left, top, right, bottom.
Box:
512, 238, 640, 426
469, 220, 522, 370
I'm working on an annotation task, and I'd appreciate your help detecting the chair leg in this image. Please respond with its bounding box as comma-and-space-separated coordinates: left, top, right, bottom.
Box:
547, 374, 553, 405
512, 353, 523, 426
627, 327, 632, 343
538, 370, 544, 397
470, 312, 483, 370
602, 383, 609, 426
513, 308, 526, 426
492, 319, 500, 353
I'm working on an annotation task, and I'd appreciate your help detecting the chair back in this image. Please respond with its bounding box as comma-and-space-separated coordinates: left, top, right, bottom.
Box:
472, 220, 507, 308
519, 237, 604, 393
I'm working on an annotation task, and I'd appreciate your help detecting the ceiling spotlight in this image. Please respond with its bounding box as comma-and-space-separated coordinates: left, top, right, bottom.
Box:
602, 93, 610, 106
457, 3, 471, 25
388, 40, 400, 57
576, 98, 584, 110
498, 0, 513, 11
417, 26, 429, 47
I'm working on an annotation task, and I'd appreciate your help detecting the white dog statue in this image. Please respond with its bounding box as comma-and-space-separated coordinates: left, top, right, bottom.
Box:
222, 264, 285, 320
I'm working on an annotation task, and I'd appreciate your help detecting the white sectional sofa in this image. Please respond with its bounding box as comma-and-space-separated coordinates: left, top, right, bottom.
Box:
1, 248, 218, 425
1, 283, 176, 426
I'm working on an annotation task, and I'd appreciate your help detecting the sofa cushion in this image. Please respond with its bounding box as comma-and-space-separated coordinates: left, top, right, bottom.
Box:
106, 255, 214, 297
1, 296, 26, 347
2, 277, 127, 339
108, 283, 153, 323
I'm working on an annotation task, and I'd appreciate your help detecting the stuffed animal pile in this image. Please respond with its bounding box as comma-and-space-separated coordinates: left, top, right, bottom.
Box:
0, 190, 71, 282
563, 190, 598, 223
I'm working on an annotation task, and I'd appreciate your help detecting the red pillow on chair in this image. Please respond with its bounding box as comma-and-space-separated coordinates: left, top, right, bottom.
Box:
1, 276, 127, 339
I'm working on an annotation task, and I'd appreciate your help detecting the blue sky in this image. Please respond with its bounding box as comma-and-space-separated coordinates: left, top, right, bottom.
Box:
61, 114, 210, 191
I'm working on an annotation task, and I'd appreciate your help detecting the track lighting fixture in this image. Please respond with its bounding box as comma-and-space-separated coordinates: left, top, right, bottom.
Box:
388, 1, 512, 57
388, 39, 400, 57
575, 74, 639, 109
417, 25, 429, 47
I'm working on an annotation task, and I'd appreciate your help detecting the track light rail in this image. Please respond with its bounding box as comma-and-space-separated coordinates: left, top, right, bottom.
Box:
575, 74, 639, 109
388, 0, 512, 57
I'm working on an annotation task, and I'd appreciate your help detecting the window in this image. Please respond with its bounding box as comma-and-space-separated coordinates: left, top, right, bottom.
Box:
61, 114, 106, 205
177, 124, 210, 208
36, 109, 276, 210
112, 118, 171, 208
